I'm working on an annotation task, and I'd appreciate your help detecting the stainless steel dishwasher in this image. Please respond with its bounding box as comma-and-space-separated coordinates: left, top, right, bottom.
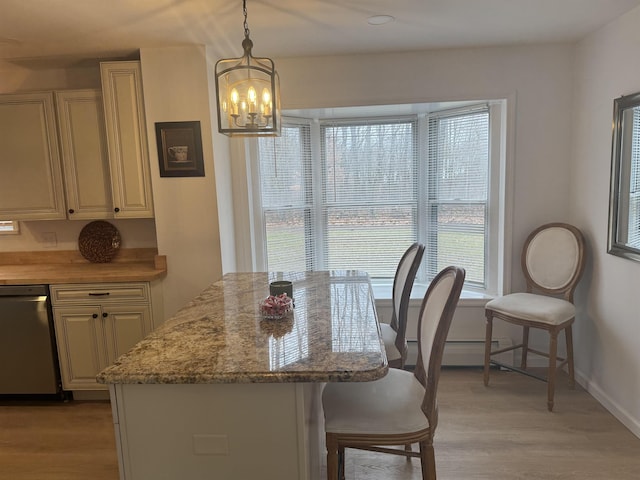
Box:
0, 284, 65, 398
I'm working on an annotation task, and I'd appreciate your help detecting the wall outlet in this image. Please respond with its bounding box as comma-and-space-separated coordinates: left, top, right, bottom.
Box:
42, 232, 57, 248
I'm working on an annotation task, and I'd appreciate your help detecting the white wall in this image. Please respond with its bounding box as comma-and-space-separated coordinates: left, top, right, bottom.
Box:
0, 59, 102, 93
572, 5, 640, 437
140, 45, 226, 318
204, 47, 237, 276
0, 219, 156, 252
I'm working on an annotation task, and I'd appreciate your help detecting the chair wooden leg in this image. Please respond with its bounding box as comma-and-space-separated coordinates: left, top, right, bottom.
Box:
521, 326, 530, 369
483, 315, 493, 386
326, 434, 339, 480
338, 446, 345, 480
565, 325, 575, 388
419, 440, 437, 480
547, 332, 558, 412
404, 443, 413, 460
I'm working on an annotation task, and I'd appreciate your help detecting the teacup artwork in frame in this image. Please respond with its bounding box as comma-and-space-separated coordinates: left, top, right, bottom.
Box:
168, 145, 189, 162
155, 121, 205, 177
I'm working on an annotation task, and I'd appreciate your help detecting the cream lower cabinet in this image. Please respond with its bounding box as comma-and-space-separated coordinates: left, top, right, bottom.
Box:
51, 283, 154, 391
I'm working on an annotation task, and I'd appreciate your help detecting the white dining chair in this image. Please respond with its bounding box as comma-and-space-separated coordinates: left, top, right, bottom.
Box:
483, 222, 586, 411
322, 265, 465, 480
380, 242, 425, 369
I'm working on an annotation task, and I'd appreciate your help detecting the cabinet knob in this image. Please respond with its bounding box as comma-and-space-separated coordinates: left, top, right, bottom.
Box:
114, 207, 120, 213
68, 209, 75, 214
102, 312, 108, 318
92, 313, 98, 319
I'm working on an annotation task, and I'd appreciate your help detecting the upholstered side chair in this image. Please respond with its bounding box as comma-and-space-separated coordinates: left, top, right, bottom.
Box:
322, 265, 465, 480
380, 242, 425, 369
483, 222, 586, 411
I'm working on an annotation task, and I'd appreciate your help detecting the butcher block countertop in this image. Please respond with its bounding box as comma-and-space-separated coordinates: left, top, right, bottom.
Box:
0, 249, 167, 285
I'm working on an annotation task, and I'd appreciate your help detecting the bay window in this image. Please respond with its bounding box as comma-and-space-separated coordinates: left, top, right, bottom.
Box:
254, 101, 504, 294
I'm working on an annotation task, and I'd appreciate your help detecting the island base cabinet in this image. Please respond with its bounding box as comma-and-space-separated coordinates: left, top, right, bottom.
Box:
109, 383, 325, 480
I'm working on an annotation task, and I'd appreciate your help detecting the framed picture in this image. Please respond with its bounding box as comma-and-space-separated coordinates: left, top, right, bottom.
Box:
155, 121, 205, 177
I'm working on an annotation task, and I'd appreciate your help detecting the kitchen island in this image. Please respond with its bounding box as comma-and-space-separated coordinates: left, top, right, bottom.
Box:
98, 271, 387, 480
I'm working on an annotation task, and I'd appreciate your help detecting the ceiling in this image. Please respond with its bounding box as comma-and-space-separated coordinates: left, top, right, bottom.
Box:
1, 0, 639, 63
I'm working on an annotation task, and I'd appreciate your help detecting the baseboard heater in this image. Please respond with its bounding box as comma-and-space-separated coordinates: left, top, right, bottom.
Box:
406, 338, 514, 367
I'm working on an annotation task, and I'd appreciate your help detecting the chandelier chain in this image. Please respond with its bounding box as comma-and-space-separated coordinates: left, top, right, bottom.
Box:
243, 0, 250, 39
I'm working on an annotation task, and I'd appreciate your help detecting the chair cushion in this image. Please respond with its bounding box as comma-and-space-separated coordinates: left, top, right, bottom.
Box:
485, 292, 575, 325
322, 368, 428, 435
379, 323, 402, 362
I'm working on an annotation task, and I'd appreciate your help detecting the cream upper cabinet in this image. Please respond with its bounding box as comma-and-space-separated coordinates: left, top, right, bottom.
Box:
55, 89, 113, 219
0, 92, 66, 220
0, 61, 154, 221
100, 61, 154, 218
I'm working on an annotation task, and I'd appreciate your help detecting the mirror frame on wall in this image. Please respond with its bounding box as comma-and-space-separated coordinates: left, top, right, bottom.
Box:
608, 91, 640, 262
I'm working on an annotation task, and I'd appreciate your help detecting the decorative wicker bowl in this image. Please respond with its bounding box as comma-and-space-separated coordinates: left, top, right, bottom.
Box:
78, 221, 121, 263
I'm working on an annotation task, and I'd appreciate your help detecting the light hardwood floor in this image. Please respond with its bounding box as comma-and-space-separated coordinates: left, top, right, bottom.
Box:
1, 368, 639, 480
0, 399, 118, 480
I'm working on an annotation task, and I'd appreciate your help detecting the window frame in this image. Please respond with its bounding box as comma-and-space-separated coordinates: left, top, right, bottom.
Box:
0, 221, 19, 234
247, 100, 508, 297
608, 93, 640, 261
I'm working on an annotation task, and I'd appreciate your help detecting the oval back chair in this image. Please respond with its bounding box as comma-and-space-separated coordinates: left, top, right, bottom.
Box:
381, 242, 425, 368
483, 222, 586, 411
323, 266, 465, 480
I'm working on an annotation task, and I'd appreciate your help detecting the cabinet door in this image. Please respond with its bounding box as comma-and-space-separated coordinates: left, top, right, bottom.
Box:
53, 307, 108, 391
55, 90, 113, 219
102, 304, 152, 364
100, 61, 154, 218
0, 92, 66, 220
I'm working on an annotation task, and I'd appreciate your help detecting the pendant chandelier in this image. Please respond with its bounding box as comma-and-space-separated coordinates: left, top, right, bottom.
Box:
215, 0, 281, 137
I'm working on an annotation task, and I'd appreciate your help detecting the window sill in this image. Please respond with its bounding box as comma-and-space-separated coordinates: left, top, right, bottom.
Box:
370, 281, 493, 307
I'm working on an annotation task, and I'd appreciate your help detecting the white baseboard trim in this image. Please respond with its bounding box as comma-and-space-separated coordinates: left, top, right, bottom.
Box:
575, 369, 640, 439
407, 338, 514, 367
71, 390, 110, 401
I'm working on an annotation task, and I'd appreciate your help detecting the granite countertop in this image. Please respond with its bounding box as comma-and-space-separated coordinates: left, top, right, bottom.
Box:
98, 271, 388, 384
0, 249, 167, 285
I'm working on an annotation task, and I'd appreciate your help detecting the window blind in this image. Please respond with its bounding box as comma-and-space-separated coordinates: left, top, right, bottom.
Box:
321, 119, 418, 277
426, 108, 489, 286
258, 124, 313, 272
629, 108, 640, 248
256, 105, 492, 287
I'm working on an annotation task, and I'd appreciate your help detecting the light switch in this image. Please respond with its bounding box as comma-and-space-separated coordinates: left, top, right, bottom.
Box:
192, 434, 229, 455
